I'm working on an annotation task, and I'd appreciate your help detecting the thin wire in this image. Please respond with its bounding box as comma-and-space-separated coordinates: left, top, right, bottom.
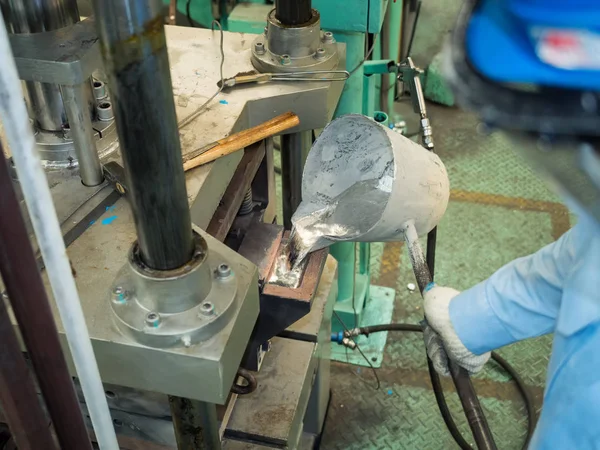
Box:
333, 310, 381, 390
348, 33, 378, 77
178, 20, 225, 130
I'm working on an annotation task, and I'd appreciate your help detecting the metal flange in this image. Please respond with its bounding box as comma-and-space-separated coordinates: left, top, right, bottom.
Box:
110, 232, 239, 348
251, 9, 338, 73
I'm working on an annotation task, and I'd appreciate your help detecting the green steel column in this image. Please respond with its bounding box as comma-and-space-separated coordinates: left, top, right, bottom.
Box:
333, 32, 365, 118
382, 0, 403, 117
331, 31, 370, 325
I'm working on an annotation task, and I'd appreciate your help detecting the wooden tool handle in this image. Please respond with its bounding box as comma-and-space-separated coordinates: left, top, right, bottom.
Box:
183, 112, 300, 172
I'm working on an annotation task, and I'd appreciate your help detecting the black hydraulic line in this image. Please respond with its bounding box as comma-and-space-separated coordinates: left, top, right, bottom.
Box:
0, 153, 93, 450
92, 0, 194, 271
353, 323, 535, 450
275, 0, 312, 25
404, 233, 498, 450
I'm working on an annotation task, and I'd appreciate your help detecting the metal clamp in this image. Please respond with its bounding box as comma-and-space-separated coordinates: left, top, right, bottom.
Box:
9, 17, 101, 85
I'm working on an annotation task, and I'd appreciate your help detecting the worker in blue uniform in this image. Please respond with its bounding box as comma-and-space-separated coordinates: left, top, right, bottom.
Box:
424, 0, 600, 448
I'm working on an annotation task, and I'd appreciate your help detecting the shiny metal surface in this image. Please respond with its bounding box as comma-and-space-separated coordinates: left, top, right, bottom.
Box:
281, 130, 312, 229
1, 0, 83, 130
60, 83, 103, 186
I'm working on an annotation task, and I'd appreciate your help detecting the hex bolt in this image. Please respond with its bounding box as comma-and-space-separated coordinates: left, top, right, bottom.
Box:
96, 101, 114, 121
93, 80, 107, 100
216, 263, 232, 279
254, 42, 266, 55
280, 54, 291, 66
199, 301, 215, 316
145, 312, 161, 328
315, 48, 326, 60
111, 286, 127, 303
322, 31, 334, 42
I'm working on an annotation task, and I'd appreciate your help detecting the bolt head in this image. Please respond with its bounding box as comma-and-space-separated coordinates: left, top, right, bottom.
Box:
322, 31, 334, 42
280, 54, 291, 65
145, 312, 161, 328
254, 42, 266, 55
315, 48, 326, 59
111, 286, 127, 303
199, 301, 215, 316
216, 263, 232, 278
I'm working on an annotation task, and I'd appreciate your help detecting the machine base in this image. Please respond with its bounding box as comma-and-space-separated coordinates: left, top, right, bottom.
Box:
330, 285, 396, 368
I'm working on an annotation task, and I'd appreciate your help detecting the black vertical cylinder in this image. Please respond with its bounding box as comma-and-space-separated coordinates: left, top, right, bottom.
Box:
275, 0, 312, 25
92, 0, 194, 270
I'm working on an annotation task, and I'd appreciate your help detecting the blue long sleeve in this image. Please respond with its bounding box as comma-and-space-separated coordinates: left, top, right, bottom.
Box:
449, 226, 576, 355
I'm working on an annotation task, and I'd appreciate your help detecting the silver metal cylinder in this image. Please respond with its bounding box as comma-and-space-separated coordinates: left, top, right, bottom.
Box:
281, 130, 312, 229
251, 9, 338, 73
60, 83, 103, 186
268, 9, 320, 57
1, 0, 93, 131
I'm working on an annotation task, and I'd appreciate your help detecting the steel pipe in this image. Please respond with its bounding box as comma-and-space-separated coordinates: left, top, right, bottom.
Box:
0, 17, 119, 450
281, 130, 312, 229
275, 0, 312, 25
92, 0, 194, 271
0, 148, 94, 450
61, 83, 104, 186
1, 0, 87, 131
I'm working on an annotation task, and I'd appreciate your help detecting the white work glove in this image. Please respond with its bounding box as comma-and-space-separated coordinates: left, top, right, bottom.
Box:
423, 284, 490, 377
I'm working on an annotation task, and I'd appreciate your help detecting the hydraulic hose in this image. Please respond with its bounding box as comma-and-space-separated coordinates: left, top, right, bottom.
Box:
344, 323, 535, 450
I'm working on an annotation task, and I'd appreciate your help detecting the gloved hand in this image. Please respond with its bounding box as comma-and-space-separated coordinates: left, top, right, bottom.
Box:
423, 284, 490, 376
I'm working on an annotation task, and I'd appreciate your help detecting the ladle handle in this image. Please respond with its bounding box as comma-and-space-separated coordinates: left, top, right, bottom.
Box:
403, 221, 498, 450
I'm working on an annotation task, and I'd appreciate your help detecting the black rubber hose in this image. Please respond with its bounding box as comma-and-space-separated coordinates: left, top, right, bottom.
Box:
231, 368, 258, 395
354, 324, 535, 450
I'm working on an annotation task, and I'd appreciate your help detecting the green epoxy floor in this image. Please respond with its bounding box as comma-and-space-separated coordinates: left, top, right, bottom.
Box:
312, 103, 568, 449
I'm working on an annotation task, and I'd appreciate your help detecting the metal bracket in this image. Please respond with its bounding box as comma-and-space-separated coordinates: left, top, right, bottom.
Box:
9, 17, 101, 85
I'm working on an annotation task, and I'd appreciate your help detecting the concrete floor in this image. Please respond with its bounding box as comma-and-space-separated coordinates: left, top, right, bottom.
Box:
311, 103, 570, 449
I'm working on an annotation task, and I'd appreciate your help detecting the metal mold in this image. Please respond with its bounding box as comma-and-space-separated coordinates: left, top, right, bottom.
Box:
251, 9, 338, 73
111, 232, 239, 348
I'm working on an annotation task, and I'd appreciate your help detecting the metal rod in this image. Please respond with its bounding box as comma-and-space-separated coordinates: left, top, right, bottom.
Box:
61, 83, 104, 186
92, 0, 194, 270
2, 0, 85, 131
0, 296, 57, 450
170, 397, 222, 450
403, 222, 497, 450
0, 17, 119, 450
0, 150, 94, 450
281, 130, 312, 229
275, 0, 312, 25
